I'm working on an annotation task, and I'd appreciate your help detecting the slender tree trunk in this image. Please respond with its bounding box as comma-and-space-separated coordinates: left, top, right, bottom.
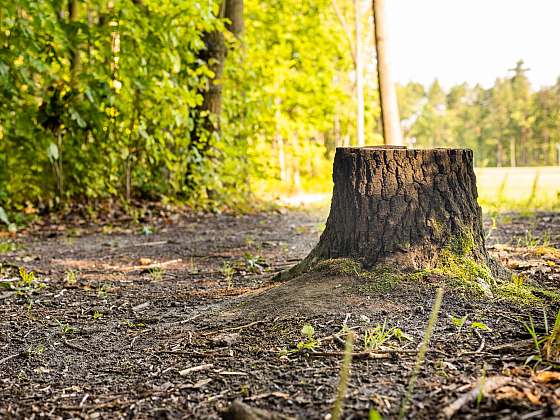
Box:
68, 0, 80, 86
186, 0, 243, 188
274, 96, 286, 182
509, 136, 516, 167
354, 0, 365, 146
372, 0, 403, 146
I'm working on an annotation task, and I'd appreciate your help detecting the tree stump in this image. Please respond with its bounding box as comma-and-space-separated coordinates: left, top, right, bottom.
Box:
290, 146, 504, 280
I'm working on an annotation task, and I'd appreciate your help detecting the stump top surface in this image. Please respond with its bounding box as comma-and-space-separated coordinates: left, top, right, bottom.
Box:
338, 146, 471, 152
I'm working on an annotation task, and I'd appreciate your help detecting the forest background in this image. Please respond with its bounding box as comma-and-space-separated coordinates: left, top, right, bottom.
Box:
2, 0, 560, 224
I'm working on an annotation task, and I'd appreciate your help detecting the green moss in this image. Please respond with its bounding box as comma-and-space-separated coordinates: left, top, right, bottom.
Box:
448, 229, 475, 257
494, 283, 540, 305
315, 259, 402, 295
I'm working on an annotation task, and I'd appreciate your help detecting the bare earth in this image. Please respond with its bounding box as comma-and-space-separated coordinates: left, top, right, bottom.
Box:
1, 208, 559, 419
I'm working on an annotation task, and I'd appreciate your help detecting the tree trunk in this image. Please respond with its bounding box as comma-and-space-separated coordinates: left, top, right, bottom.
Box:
186, 0, 243, 189
290, 147, 503, 278
354, 0, 365, 146
372, 0, 403, 146
509, 136, 516, 167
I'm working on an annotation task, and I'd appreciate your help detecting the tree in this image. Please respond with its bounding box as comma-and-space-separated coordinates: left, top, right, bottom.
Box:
187, 0, 244, 189
372, 0, 403, 145
331, 0, 365, 146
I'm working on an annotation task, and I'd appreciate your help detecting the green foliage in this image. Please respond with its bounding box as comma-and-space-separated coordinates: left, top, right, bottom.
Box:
0, 0, 246, 211
296, 324, 318, 351
363, 321, 411, 350
523, 309, 560, 366
2, 1, 559, 215
449, 314, 468, 332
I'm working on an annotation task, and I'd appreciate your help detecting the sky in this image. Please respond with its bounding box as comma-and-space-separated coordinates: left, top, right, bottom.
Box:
385, 0, 560, 89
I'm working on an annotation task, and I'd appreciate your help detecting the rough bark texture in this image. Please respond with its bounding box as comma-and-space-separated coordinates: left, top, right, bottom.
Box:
296, 147, 502, 277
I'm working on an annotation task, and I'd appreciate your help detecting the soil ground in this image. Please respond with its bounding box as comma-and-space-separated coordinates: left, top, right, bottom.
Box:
1, 207, 560, 419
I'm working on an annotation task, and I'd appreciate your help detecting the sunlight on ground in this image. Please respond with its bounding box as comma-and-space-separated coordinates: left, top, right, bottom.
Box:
272, 166, 560, 213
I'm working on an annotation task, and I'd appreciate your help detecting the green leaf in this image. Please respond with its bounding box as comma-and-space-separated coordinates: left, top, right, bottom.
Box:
0, 206, 9, 225
301, 324, 314, 338
470, 322, 492, 332
47, 143, 59, 162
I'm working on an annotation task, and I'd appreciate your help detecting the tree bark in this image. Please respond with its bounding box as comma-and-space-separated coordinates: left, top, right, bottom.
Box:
186, 0, 243, 189
354, 0, 365, 146
372, 0, 403, 146
292, 147, 502, 277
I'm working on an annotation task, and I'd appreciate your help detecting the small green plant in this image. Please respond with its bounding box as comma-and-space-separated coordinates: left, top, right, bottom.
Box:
148, 267, 164, 281
57, 320, 78, 335
65, 270, 78, 285
476, 365, 487, 407
368, 409, 383, 420
364, 322, 394, 350
450, 314, 468, 332
141, 225, 154, 235
0, 241, 17, 253
363, 321, 411, 350
517, 230, 542, 249
221, 261, 235, 289
126, 320, 146, 329
26, 343, 45, 357
18, 267, 36, 288
93, 311, 103, 320
243, 253, 266, 273
296, 324, 318, 351
512, 273, 524, 288
524, 309, 560, 365
470, 321, 492, 332
97, 284, 111, 298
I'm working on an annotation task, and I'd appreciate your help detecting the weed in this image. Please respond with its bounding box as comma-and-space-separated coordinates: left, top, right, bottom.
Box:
331, 331, 354, 420
126, 320, 146, 328
65, 270, 78, 285
57, 320, 78, 335
18, 267, 36, 288
148, 267, 164, 281
296, 324, 318, 351
0, 241, 17, 253
517, 230, 543, 249
141, 225, 154, 235
221, 261, 235, 289
524, 309, 560, 365
93, 311, 103, 320
470, 321, 492, 332
512, 273, 524, 288
188, 257, 198, 274
26, 343, 45, 357
450, 314, 468, 332
363, 321, 411, 350
368, 409, 383, 420
243, 253, 266, 273
97, 284, 111, 298
476, 365, 487, 407
399, 287, 444, 419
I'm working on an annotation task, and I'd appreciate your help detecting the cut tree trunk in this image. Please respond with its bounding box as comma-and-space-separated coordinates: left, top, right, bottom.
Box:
289, 146, 504, 278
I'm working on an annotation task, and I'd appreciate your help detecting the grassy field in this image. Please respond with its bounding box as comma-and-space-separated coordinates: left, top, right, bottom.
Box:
476, 166, 560, 212
276, 166, 560, 213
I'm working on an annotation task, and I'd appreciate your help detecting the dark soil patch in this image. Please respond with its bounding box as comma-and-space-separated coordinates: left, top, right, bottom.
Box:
1, 210, 559, 419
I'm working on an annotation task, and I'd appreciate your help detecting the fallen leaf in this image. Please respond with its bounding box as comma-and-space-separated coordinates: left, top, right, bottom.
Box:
534, 371, 560, 384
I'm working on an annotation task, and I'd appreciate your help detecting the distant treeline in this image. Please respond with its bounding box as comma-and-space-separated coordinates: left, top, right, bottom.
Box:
398, 61, 560, 168
1, 1, 558, 214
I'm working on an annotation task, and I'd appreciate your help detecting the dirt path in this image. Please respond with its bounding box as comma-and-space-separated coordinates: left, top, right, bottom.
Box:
1, 209, 559, 419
